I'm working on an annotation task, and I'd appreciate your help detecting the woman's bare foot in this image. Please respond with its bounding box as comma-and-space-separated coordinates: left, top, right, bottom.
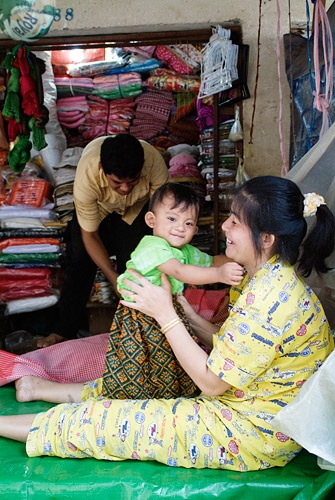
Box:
15, 376, 84, 404
36, 333, 64, 348
15, 376, 47, 402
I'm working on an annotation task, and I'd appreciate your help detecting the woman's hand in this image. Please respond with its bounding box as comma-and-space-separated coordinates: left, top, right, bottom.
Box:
177, 294, 199, 322
120, 270, 175, 325
177, 295, 218, 349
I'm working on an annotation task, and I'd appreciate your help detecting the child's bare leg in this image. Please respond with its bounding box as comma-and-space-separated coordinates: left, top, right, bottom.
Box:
0, 414, 35, 442
15, 376, 84, 404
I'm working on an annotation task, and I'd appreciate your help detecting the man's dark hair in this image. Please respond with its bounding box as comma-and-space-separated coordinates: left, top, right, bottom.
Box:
100, 134, 145, 178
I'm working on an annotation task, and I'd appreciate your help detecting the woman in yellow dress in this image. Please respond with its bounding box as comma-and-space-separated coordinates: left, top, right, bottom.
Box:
1, 175, 334, 471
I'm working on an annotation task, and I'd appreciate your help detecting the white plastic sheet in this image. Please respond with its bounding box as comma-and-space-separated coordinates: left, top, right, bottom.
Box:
272, 349, 335, 465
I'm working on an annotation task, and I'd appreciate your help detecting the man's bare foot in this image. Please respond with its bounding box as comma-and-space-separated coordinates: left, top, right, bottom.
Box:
15, 376, 46, 402
36, 333, 64, 348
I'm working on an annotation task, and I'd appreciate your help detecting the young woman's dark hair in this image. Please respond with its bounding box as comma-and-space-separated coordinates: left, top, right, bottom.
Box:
149, 182, 200, 217
231, 175, 335, 276
100, 134, 145, 178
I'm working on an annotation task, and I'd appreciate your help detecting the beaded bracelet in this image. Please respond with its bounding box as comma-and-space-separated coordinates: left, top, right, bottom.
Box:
161, 317, 181, 335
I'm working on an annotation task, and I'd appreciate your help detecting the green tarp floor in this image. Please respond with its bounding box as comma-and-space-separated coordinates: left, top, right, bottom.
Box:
1, 386, 335, 499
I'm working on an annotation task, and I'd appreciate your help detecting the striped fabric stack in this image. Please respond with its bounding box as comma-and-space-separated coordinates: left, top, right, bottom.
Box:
129, 89, 173, 140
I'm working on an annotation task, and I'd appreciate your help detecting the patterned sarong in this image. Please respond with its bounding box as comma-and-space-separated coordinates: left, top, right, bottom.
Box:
101, 297, 200, 399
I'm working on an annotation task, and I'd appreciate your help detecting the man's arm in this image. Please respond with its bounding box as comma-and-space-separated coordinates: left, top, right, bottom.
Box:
81, 228, 119, 292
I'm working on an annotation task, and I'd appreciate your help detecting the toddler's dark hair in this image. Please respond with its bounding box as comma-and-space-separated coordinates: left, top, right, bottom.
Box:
149, 182, 200, 217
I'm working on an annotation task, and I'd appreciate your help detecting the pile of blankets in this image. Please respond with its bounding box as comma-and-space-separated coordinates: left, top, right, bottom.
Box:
56, 73, 142, 136
129, 89, 173, 140
54, 77, 94, 98
0, 222, 64, 315
78, 96, 136, 141
53, 43, 206, 146
92, 72, 143, 100
57, 96, 89, 129
0, 170, 64, 315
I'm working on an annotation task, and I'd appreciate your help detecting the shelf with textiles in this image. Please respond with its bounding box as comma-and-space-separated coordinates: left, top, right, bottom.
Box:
209, 44, 249, 255
190, 34, 249, 256
194, 101, 244, 255
0, 26, 247, 318
45, 30, 245, 260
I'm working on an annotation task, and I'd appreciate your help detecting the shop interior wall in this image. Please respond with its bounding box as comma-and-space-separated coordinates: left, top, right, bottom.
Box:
0, 0, 308, 177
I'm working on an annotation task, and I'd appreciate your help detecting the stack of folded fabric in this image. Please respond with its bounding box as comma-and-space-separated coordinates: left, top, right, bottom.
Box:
0, 178, 64, 315
168, 151, 206, 219
66, 58, 128, 78
199, 119, 238, 172
78, 96, 135, 141
54, 77, 94, 98
168, 153, 203, 182
92, 72, 143, 100
154, 44, 202, 75
104, 57, 161, 76
0, 246, 58, 303
56, 96, 89, 129
196, 118, 238, 252
0, 178, 57, 230
129, 89, 173, 140
147, 68, 200, 93
107, 98, 135, 133
49, 147, 83, 223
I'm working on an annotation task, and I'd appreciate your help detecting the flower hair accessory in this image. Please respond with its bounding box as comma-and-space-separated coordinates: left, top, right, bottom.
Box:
303, 192, 326, 217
